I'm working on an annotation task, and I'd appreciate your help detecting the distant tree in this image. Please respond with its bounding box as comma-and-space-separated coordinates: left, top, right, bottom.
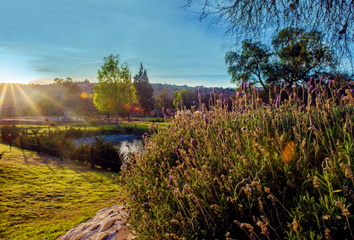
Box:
53, 77, 81, 97
36, 91, 55, 116
226, 28, 337, 88
185, 0, 354, 60
173, 88, 196, 110
156, 85, 174, 110
93, 54, 137, 128
133, 63, 155, 117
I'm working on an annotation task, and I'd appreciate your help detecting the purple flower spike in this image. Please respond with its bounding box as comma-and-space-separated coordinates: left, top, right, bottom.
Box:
191, 139, 194, 146
221, 127, 223, 133
329, 80, 333, 87
198, 86, 200, 92
181, 100, 183, 104
342, 94, 345, 98
177, 102, 179, 107
154, 163, 157, 166
132, 196, 136, 201
290, 92, 293, 97
220, 93, 223, 98
281, 81, 284, 88
164, 158, 167, 161
269, 83, 272, 86
241, 127, 246, 131
169, 176, 173, 185
308, 78, 313, 86
218, 132, 222, 138
308, 85, 314, 93
263, 114, 267, 118
180, 138, 184, 145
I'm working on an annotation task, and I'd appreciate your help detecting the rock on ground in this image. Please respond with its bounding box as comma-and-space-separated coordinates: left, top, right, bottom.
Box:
57, 205, 137, 240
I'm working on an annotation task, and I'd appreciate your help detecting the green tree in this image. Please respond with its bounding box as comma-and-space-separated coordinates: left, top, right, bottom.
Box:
53, 77, 81, 97
36, 91, 55, 116
271, 27, 337, 86
226, 28, 337, 88
156, 85, 174, 110
225, 40, 272, 90
133, 63, 155, 117
173, 88, 196, 110
93, 54, 136, 128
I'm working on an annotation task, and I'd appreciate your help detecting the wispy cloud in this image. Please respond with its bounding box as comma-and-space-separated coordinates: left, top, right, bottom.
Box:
0, 0, 234, 87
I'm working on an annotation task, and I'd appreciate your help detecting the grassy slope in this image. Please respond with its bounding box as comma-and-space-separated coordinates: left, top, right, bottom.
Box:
0, 143, 123, 240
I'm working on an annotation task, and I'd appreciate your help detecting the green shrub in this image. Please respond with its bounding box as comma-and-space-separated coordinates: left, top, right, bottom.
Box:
93, 135, 123, 172
89, 119, 100, 126
124, 82, 354, 239
64, 127, 84, 139
124, 127, 134, 134
0, 125, 20, 142
49, 122, 57, 127
74, 143, 90, 163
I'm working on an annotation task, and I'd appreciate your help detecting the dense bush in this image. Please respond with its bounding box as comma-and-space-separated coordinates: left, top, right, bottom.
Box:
124, 81, 354, 239
0, 125, 20, 142
93, 135, 123, 172
124, 126, 134, 134
89, 119, 100, 126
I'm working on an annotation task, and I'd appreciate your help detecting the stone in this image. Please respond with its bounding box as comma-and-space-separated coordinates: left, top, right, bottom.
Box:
57, 205, 137, 240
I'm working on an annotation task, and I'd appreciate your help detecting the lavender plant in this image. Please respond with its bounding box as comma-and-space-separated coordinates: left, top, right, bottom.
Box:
123, 80, 354, 240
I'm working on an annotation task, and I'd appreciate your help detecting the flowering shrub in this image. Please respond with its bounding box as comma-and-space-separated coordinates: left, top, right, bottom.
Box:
124, 80, 354, 239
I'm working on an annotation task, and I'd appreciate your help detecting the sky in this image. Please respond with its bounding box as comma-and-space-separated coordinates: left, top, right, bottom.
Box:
0, 0, 238, 88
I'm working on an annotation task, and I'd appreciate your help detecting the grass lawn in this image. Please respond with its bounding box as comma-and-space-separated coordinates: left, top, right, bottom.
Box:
12, 121, 169, 135
0, 143, 123, 240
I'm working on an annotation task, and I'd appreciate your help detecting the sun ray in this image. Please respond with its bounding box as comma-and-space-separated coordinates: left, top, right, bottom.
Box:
9, 84, 21, 118
14, 84, 42, 117
14, 84, 71, 118
0, 83, 8, 117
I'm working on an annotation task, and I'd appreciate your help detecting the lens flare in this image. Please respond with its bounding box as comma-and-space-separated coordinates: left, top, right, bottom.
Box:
80, 92, 88, 99
283, 141, 295, 163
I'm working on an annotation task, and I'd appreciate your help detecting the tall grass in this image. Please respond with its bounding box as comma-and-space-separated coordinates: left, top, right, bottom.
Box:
123, 80, 354, 239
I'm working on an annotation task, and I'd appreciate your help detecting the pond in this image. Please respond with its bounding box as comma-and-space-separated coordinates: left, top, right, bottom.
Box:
115, 138, 145, 155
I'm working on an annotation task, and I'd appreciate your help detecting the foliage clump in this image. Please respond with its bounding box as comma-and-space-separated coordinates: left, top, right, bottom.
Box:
124, 80, 354, 239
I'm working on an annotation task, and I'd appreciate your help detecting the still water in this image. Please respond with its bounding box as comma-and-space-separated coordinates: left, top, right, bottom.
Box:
115, 138, 144, 155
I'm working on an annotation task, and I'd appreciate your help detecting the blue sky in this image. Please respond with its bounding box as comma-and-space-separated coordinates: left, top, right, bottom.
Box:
0, 0, 238, 87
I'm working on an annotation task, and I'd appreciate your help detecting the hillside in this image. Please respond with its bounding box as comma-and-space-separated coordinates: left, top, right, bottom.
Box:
0, 82, 235, 117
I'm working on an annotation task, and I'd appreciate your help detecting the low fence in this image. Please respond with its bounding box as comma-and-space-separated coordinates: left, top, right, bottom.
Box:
7, 134, 121, 170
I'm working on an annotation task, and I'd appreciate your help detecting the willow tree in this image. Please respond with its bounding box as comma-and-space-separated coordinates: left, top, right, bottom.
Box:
93, 54, 136, 128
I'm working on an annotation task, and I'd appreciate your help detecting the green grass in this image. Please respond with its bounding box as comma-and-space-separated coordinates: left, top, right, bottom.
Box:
13, 122, 169, 135
0, 143, 123, 240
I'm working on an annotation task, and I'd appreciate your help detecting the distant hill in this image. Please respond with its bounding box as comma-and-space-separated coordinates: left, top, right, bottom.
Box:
0, 82, 236, 117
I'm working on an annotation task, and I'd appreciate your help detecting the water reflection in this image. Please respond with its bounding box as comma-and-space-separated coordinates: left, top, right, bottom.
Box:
115, 138, 145, 155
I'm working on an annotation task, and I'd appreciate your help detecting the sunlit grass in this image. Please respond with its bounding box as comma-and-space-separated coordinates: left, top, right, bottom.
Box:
13, 122, 168, 135
0, 143, 123, 240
